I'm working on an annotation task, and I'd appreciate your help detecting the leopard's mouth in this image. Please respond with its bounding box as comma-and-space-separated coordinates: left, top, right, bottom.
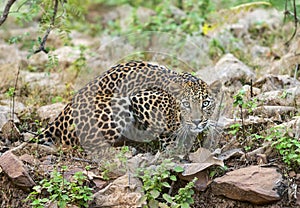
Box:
189, 122, 209, 133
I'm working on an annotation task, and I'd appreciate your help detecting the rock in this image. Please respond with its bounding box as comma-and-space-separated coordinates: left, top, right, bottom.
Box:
179, 170, 210, 192
23, 132, 35, 142
0, 100, 26, 113
215, 53, 256, 85
0, 63, 19, 93
26, 52, 48, 68
19, 154, 39, 166
17, 70, 68, 95
250, 105, 296, 119
212, 166, 283, 205
256, 87, 300, 107
52, 46, 81, 67
237, 8, 282, 31
197, 53, 255, 86
0, 105, 20, 130
251, 45, 270, 58
275, 117, 300, 139
0, 151, 36, 188
254, 74, 300, 92
90, 174, 144, 207
0, 42, 27, 65
228, 23, 247, 38
36, 102, 65, 122
1, 120, 21, 143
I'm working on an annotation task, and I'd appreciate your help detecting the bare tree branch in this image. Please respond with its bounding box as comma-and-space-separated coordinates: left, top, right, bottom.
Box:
285, 0, 299, 46
34, 0, 59, 54
0, 0, 17, 26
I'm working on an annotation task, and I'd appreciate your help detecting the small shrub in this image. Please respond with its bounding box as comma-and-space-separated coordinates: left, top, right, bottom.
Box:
26, 167, 93, 208
138, 159, 195, 207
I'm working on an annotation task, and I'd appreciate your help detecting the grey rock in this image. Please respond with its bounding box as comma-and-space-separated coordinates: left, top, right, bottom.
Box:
37, 102, 65, 122
0, 105, 19, 130
254, 74, 300, 92
90, 174, 144, 207
197, 53, 255, 85
256, 86, 300, 107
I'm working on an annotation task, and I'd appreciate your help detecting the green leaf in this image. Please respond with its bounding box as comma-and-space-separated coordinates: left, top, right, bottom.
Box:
181, 202, 190, 208
31, 200, 41, 205
162, 182, 171, 188
162, 193, 174, 203
173, 166, 184, 173
170, 175, 177, 181
149, 199, 159, 207
150, 189, 160, 199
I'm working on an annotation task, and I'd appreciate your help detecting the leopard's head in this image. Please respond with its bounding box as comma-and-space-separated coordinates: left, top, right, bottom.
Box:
178, 73, 215, 134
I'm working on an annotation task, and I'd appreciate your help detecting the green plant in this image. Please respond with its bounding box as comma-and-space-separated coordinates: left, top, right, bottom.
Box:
51, 96, 64, 103
228, 123, 242, 135
5, 87, 15, 98
124, 0, 212, 36
232, 89, 258, 138
208, 38, 226, 59
26, 167, 93, 208
138, 159, 195, 208
69, 45, 88, 79
234, 89, 257, 114
99, 146, 130, 180
264, 127, 300, 168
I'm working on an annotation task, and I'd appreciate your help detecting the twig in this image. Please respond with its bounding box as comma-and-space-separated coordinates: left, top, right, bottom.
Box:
240, 105, 246, 140
285, 0, 299, 46
250, 79, 253, 98
0, 0, 17, 26
10, 142, 29, 154
34, 0, 59, 54
11, 66, 20, 121
294, 64, 299, 80
71, 157, 95, 164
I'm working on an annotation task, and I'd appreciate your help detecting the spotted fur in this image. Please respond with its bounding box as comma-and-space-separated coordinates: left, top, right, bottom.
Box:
37, 61, 215, 153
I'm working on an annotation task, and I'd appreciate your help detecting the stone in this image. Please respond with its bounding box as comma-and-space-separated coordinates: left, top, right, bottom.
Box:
254, 74, 300, 92
1, 120, 21, 143
251, 45, 270, 58
19, 154, 39, 166
18, 70, 67, 95
0, 151, 36, 188
90, 174, 144, 207
196, 53, 255, 86
214, 53, 256, 85
0, 100, 26, 113
212, 166, 283, 205
36, 102, 65, 122
0, 105, 20, 129
256, 87, 300, 107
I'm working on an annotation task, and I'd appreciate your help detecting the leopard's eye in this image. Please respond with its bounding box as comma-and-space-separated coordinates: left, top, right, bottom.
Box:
202, 100, 210, 108
182, 101, 190, 108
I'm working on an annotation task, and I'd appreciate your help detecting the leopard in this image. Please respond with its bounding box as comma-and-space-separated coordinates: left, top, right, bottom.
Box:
36, 60, 216, 155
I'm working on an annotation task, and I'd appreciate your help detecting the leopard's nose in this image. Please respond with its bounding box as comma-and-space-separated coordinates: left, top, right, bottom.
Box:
192, 119, 202, 126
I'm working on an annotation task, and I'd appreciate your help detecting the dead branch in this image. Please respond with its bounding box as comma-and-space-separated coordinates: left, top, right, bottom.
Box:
0, 0, 17, 26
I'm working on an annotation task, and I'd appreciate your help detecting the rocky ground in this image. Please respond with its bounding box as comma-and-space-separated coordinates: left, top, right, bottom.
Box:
0, 3, 300, 208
